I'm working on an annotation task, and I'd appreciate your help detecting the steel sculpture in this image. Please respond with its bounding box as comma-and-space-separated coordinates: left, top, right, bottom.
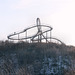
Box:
7, 18, 64, 44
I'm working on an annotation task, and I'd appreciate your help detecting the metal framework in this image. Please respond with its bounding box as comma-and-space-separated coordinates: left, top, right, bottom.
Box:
7, 18, 64, 44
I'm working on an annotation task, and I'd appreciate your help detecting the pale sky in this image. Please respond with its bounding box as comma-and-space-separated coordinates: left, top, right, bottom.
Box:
0, 0, 75, 46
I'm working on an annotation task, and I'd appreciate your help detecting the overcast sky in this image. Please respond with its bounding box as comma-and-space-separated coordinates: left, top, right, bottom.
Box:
0, 0, 75, 46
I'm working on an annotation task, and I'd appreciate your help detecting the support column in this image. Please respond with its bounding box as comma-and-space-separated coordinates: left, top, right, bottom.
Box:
26, 31, 27, 42
38, 35, 39, 43
18, 33, 19, 42
46, 32, 47, 43
40, 34, 41, 43
50, 30, 51, 42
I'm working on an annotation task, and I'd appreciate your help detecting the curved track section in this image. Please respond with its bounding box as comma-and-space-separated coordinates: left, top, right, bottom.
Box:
7, 18, 64, 44
7, 25, 52, 40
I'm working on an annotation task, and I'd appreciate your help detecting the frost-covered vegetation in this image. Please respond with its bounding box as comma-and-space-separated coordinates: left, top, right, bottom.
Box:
0, 40, 75, 75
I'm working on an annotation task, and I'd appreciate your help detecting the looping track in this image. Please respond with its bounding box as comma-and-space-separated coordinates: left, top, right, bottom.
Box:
7, 18, 64, 44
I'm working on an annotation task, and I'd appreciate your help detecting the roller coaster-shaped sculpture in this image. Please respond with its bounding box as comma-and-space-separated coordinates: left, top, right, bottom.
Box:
7, 18, 64, 44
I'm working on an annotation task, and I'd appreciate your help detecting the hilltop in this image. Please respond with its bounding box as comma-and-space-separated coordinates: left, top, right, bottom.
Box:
0, 41, 75, 75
